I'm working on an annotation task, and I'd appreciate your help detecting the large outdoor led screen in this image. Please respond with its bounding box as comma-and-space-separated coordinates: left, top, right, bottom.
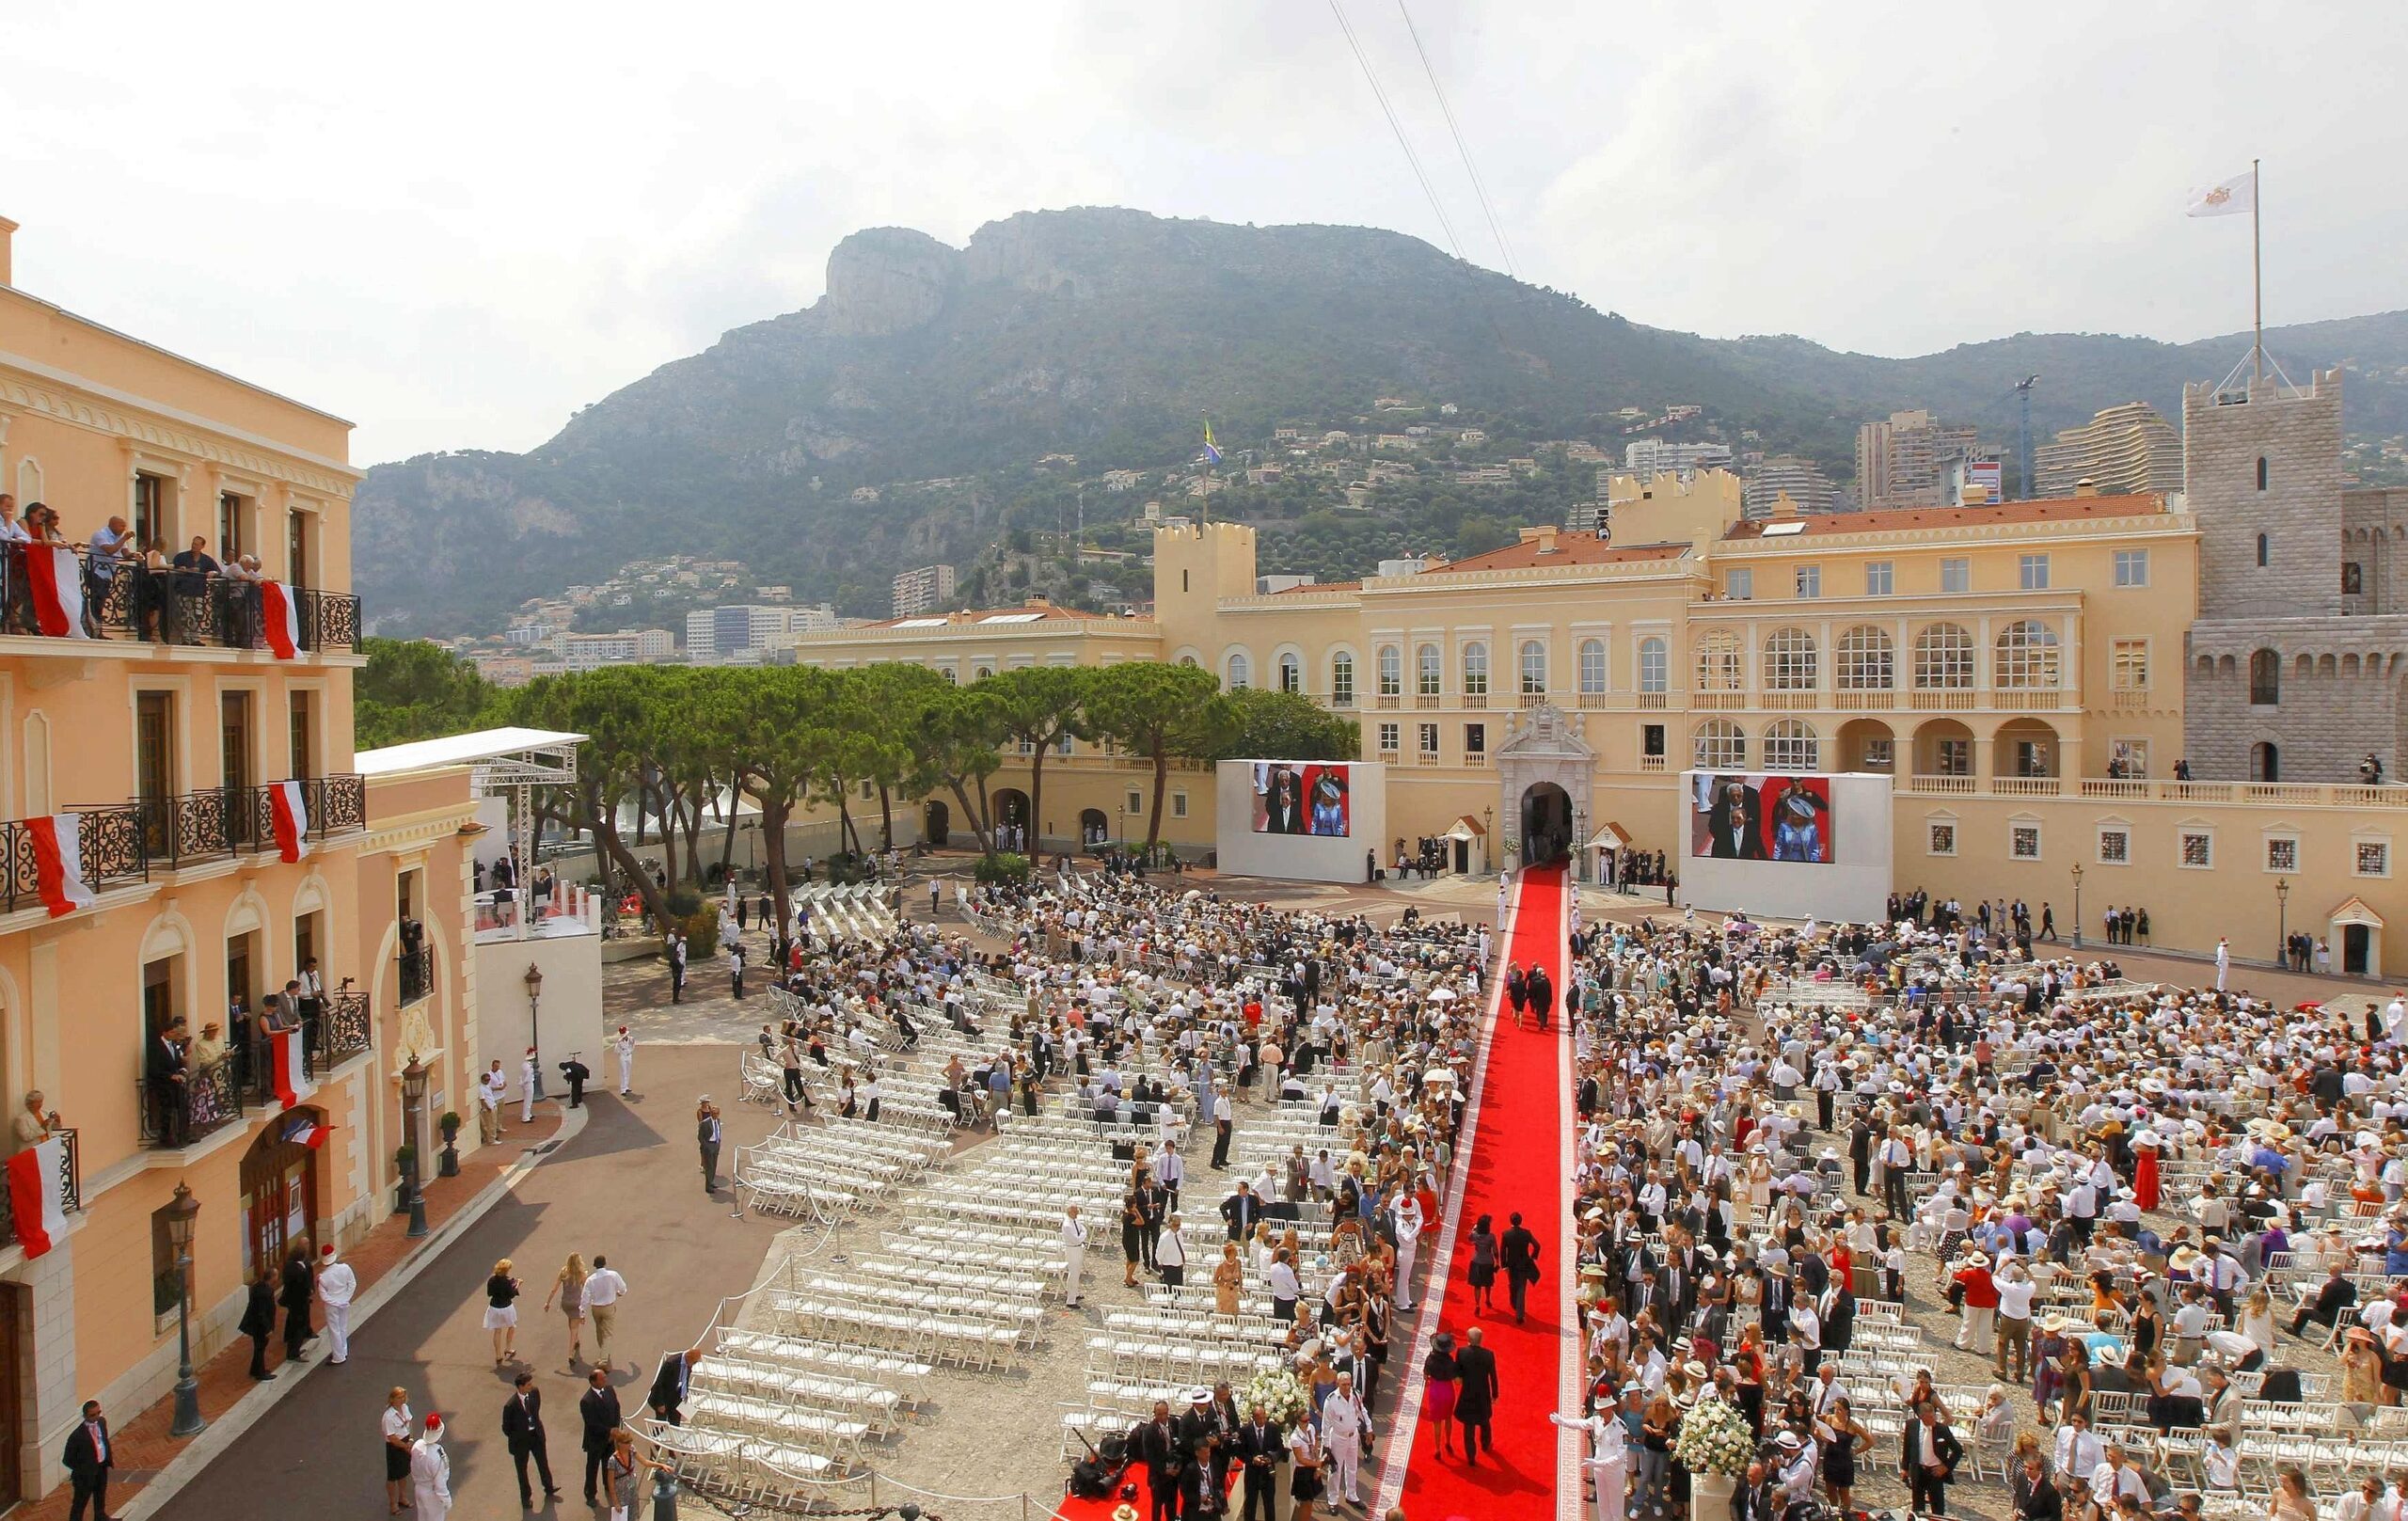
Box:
1688, 772, 1834, 863
1250, 761, 1352, 837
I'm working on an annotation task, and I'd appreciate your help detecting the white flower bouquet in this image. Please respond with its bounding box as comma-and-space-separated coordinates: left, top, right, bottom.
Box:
1671, 1394, 1756, 1479
1241, 1367, 1311, 1430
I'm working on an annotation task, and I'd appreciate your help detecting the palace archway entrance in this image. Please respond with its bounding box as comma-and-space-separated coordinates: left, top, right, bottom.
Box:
1521, 783, 1572, 866
1492, 704, 1595, 875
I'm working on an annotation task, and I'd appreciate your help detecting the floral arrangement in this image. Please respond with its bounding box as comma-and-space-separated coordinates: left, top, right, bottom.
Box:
1670, 1393, 1755, 1479
1240, 1367, 1311, 1431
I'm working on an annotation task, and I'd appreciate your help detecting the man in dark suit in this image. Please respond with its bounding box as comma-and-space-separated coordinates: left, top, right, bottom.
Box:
648, 1347, 699, 1427
277, 1244, 315, 1360
2012, 1452, 2063, 1521
1235, 1402, 1285, 1521
1706, 779, 1764, 859
1500, 1212, 1543, 1324
578, 1366, 622, 1504
1261, 768, 1307, 833
1900, 1402, 1964, 1515
145, 1018, 188, 1145
1730, 1458, 1781, 1521
502, 1370, 560, 1508
1820, 1281, 1857, 1360
1453, 1326, 1500, 1464
1133, 1400, 1185, 1521
62, 1399, 112, 1521
697, 1101, 722, 1194
1178, 1388, 1232, 1510
1527, 965, 1554, 1032
1138, 1178, 1169, 1272
2288, 1261, 2356, 1338
1220, 1180, 1262, 1243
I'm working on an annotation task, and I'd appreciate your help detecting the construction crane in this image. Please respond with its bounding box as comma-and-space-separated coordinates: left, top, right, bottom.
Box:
2014, 375, 2040, 500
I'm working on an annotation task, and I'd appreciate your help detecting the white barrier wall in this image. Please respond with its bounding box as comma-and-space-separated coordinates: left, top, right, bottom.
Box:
1676, 770, 1893, 923
1213, 760, 1388, 884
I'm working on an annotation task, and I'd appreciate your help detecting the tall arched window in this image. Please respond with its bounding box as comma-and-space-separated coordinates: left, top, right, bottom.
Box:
1377, 645, 1402, 698
1578, 638, 1608, 694
2249, 647, 2280, 705
1993, 620, 2061, 689
1912, 624, 1975, 689
1763, 627, 1819, 690
1518, 640, 1547, 695
1331, 652, 1356, 706
2257, 455, 2269, 491
1416, 643, 1442, 698
1695, 629, 1744, 691
1276, 651, 1301, 693
1694, 720, 1747, 769
1461, 641, 1489, 697
1836, 626, 1894, 690
1764, 720, 1819, 770
1638, 637, 1668, 694
1226, 652, 1251, 689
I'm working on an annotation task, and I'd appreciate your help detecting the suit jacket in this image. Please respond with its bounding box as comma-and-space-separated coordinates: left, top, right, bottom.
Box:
1797, 1252, 1830, 1297
1821, 1288, 1857, 1352
61, 1418, 110, 1478
2012, 1466, 2063, 1521
648, 1355, 691, 1418
1220, 1193, 1261, 1241
1902, 1419, 1963, 1481
278, 1258, 313, 1311
1134, 1417, 1185, 1476
1730, 1478, 1781, 1521
502, 1390, 547, 1453
1452, 1344, 1499, 1421
579, 1386, 623, 1451
1236, 1419, 1286, 1481
146, 1035, 182, 1085
697, 1117, 721, 1150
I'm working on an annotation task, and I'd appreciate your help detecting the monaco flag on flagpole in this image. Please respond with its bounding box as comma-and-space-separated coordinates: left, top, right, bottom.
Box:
7, 1137, 67, 1258
2187, 167, 2256, 217
267, 779, 309, 863
260, 581, 301, 659
272, 1029, 316, 1110
24, 813, 94, 918
23, 546, 88, 640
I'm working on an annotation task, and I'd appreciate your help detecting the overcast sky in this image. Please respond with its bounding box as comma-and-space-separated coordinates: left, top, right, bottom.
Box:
12, 0, 2403, 466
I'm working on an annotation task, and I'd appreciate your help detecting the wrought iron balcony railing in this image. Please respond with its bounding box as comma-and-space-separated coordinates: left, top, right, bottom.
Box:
312, 990, 372, 1067
0, 1129, 78, 1248
397, 945, 434, 1007
0, 544, 359, 653
0, 807, 145, 914
136, 1061, 246, 1149
128, 774, 365, 870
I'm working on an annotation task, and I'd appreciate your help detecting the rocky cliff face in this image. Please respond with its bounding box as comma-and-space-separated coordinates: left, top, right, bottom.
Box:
819, 226, 964, 336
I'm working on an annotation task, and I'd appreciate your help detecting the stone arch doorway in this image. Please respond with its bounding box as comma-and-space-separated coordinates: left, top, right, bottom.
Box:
1521, 783, 1572, 867
990, 788, 1030, 852
1492, 703, 1595, 876
1079, 808, 1109, 849
923, 799, 950, 848
241, 1110, 324, 1284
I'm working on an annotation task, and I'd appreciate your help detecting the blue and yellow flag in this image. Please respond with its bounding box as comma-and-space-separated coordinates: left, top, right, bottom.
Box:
1201, 418, 1223, 467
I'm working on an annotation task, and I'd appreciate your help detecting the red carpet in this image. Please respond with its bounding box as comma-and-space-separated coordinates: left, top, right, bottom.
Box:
1388, 863, 1572, 1520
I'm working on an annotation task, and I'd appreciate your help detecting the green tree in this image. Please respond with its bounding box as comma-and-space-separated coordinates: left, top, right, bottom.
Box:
1085, 663, 1232, 850
983, 665, 1090, 853
504, 667, 676, 929
911, 677, 1009, 854
1214, 687, 1359, 762
355, 638, 492, 748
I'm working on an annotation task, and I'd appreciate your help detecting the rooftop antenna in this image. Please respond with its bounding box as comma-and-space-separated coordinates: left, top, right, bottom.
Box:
2014, 375, 2038, 500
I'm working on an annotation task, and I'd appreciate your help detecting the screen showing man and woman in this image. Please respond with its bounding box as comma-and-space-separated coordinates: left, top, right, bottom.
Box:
1689, 773, 1834, 863
1251, 762, 1352, 837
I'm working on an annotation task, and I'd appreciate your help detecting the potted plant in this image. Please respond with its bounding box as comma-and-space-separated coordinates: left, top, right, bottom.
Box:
437, 1111, 463, 1178
391, 1144, 419, 1213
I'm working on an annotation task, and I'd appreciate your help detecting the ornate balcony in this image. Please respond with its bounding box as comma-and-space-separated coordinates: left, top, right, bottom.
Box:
397, 945, 434, 1006
4, 806, 145, 913
131, 775, 365, 870
0, 545, 359, 653
313, 989, 372, 1066
136, 1062, 246, 1149
0, 1129, 78, 1246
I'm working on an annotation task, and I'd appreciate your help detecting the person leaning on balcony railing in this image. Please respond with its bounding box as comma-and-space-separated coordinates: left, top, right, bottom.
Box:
223, 552, 265, 646
146, 1015, 191, 1144
132, 537, 173, 641
11, 1090, 61, 1150
84, 515, 134, 637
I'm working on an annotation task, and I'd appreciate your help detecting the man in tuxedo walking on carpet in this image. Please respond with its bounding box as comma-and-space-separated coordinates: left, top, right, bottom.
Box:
1452, 1326, 1500, 1466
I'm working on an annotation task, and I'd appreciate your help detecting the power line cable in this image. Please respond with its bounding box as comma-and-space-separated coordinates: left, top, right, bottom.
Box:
1327, 0, 1467, 261
1393, 0, 1517, 277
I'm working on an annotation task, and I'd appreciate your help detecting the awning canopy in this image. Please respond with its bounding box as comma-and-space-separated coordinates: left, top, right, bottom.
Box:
355, 726, 585, 786
1443, 815, 1487, 841
1587, 821, 1632, 848
2329, 895, 2385, 928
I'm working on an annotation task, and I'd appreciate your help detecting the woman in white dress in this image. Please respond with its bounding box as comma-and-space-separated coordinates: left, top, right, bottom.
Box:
410, 1414, 452, 1521
1548, 1403, 1628, 1521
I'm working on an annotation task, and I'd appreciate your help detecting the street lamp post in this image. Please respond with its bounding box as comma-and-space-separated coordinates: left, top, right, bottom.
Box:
1574, 806, 1588, 883
165, 1180, 204, 1436
2276, 876, 2291, 966
2070, 863, 2085, 950
1482, 804, 1496, 878
402, 1058, 430, 1239
524, 962, 546, 1100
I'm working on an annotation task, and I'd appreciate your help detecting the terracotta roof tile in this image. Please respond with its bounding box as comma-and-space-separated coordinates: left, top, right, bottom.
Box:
1722, 493, 2167, 540
1427, 533, 1687, 574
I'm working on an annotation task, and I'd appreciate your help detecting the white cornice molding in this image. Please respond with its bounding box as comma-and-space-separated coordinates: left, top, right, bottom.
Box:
0, 352, 360, 495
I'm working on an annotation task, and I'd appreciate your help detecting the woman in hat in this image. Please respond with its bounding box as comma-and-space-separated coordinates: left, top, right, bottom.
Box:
2132, 1129, 2162, 1212
1420, 1331, 1461, 1459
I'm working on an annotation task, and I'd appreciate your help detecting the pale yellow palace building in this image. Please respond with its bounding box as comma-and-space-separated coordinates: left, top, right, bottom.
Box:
798, 368, 2408, 981
0, 218, 483, 1499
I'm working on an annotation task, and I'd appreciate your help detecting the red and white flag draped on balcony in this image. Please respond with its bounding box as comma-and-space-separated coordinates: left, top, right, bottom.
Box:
260, 581, 301, 659
7, 1136, 67, 1258
23, 814, 93, 918
22, 547, 88, 641
267, 780, 309, 863
271, 1029, 315, 1110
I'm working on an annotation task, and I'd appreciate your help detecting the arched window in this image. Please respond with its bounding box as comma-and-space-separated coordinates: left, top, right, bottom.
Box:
1764, 720, 1819, 770
1638, 637, 1668, 694
1376, 645, 1402, 698
2256, 533, 2270, 568
2257, 455, 2269, 491
1578, 638, 1608, 694
1416, 643, 1441, 698
1694, 720, 1747, 769
1993, 620, 2061, 689
1763, 627, 1819, 690
1912, 624, 1975, 689
1331, 652, 1356, 706
1695, 629, 1744, 691
2251, 741, 2279, 781
2249, 647, 2280, 705
1836, 626, 1894, 690
1276, 651, 1301, 693
1226, 652, 1251, 689
1518, 640, 1547, 695
1461, 641, 1489, 697
940, 667, 958, 684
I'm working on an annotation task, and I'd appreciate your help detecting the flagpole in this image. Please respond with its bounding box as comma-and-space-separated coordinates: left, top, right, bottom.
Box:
2251, 156, 2263, 393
